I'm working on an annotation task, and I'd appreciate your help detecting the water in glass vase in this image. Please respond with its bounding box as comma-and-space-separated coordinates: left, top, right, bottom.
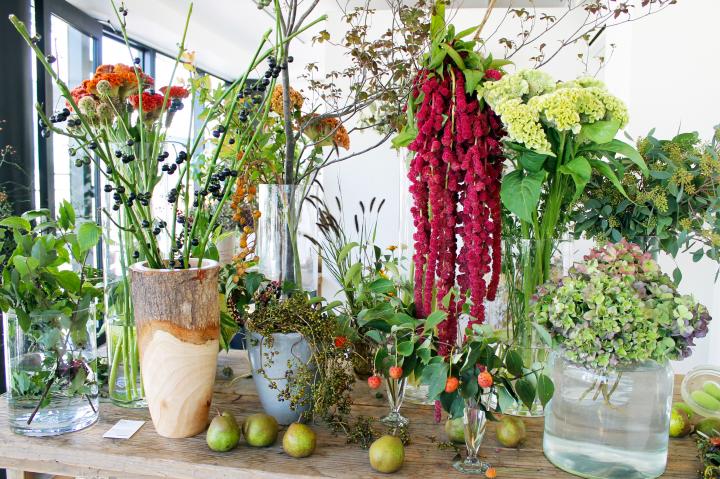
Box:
543, 353, 673, 479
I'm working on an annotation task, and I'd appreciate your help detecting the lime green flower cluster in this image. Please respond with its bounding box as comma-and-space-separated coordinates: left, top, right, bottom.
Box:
532, 241, 711, 370
483, 71, 628, 154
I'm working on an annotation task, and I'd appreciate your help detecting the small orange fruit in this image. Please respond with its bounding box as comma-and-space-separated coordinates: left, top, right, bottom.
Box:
478, 371, 493, 388
485, 467, 497, 478
389, 366, 403, 380
445, 376, 459, 393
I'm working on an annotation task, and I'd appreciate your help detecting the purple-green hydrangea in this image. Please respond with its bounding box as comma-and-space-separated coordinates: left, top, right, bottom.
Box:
532, 240, 712, 370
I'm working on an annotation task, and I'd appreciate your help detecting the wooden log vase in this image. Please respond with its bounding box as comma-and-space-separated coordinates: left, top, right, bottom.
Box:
129, 259, 220, 438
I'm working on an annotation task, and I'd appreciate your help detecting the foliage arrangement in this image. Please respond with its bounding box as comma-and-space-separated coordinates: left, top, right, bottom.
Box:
482, 70, 645, 346
574, 127, 720, 281
532, 241, 711, 370
9, 1, 322, 270
0, 202, 102, 419
245, 283, 354, 421
402, 4, 508, 360
421, 322, 553, 420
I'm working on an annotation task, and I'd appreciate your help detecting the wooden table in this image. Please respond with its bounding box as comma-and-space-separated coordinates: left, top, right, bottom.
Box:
0, 351, 701, 479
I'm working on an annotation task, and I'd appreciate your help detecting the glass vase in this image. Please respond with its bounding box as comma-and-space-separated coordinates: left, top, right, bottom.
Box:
543, 351, 674, 479
380, 377, 408, 427
3, 308, 99, 436
499, 237, 572, 417
103, 206, 145, 408
255, 184, 318, 293
453, 398, 491, 474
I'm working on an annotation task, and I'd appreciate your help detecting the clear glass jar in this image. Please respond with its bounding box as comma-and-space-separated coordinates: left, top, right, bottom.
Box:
380, 377, 408, 427
255, 184, 318, 292
3, 308, 99, 436
543, 351, 674, 479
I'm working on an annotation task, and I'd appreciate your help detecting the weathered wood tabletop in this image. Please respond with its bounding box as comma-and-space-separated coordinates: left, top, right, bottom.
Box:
0, 351, 701, 479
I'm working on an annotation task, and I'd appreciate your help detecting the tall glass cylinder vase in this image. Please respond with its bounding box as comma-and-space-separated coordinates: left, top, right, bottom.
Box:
543, 351, 673, 479
498, 237, 572, 417
256, 184, 318, 292
3, 308, 99, 436
103, 207, 145, 408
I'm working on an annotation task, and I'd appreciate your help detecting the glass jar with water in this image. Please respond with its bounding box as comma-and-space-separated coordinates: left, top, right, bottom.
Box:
543, 350, 673, 479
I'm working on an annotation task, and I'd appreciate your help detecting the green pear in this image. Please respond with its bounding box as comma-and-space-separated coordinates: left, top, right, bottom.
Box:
206, 412, 240, 452
669, 408, 691, 438
672, 402, 694, 421
496, 416, 526, 448
445, 417, 465, 443
282, 423, 317, 458
369, 435, 404, 473
242, 413, 279, 447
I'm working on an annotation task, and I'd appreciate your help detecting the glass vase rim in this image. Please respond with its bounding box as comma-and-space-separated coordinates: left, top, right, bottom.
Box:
247, 329, 306, 341
553, 348, 671, 373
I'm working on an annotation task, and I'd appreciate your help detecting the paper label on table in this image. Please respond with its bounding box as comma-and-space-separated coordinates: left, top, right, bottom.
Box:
103, 419, 145, 439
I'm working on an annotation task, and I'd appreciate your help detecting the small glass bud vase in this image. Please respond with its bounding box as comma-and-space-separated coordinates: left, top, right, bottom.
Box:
380, 377, 408, 427
453, 397, 492, 475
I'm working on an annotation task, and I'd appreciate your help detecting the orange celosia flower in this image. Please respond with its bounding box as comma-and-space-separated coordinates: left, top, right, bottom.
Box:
159, 85, 190, 99
95, 64, 114, 74
128, 92, 164, 113
270, 85, 304, 115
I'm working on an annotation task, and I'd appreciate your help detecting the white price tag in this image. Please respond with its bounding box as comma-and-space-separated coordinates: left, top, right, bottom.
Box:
103, 420, 145, 439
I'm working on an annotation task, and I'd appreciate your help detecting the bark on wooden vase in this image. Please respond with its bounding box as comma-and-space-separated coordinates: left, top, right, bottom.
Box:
130, 259, 220, 438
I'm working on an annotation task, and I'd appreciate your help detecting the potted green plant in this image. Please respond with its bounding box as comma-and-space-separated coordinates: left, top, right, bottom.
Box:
245, 281, 354, 425
0, 202, 102, 436
533, 240, 711, 479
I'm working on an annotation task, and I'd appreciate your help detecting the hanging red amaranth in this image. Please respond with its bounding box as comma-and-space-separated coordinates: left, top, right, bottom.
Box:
407, 67, 505, 358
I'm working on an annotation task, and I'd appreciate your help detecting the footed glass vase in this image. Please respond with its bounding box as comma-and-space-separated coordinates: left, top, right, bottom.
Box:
543, 351, 674, 479
453, 398, 491, 474
3, 308, 99, 436
381, 377, 408, 427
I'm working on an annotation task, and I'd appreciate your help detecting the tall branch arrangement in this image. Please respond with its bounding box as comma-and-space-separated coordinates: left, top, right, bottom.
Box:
10, 1, 324, 270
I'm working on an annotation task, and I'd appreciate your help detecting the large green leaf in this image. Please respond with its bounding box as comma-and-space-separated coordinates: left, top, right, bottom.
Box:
506, 350, 525, 378
423, 310, 447, 333
343, 262, 362, 287
0, 217, 31, 232
397, 341, 414, 357
580, 119, 620, 144
463, 69, 484, 95
559, 155, 591, 202
515, 377, 536, 410
55, 270, 81, 293
589, 159, 629, 200
519, 151, 548, 173
367, 278, 394, 294
593, 139, 649, 174
77, 222, 101, 252
336, 242, 359, 264
500, 170, 544, 223
422, 362, 450, 401
537, 374, 555, 407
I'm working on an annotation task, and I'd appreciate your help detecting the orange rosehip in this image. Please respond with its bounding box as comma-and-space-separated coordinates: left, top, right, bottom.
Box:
389, 366, 403, 380
478, 371, 493, 388
334, 336, 348, 348
485, 467, 497, 478
368, 375, 382, 390
445, 376, 459, 393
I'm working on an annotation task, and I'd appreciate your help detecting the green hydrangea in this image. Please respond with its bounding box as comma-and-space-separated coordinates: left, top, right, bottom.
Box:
532, 241, 711, 370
